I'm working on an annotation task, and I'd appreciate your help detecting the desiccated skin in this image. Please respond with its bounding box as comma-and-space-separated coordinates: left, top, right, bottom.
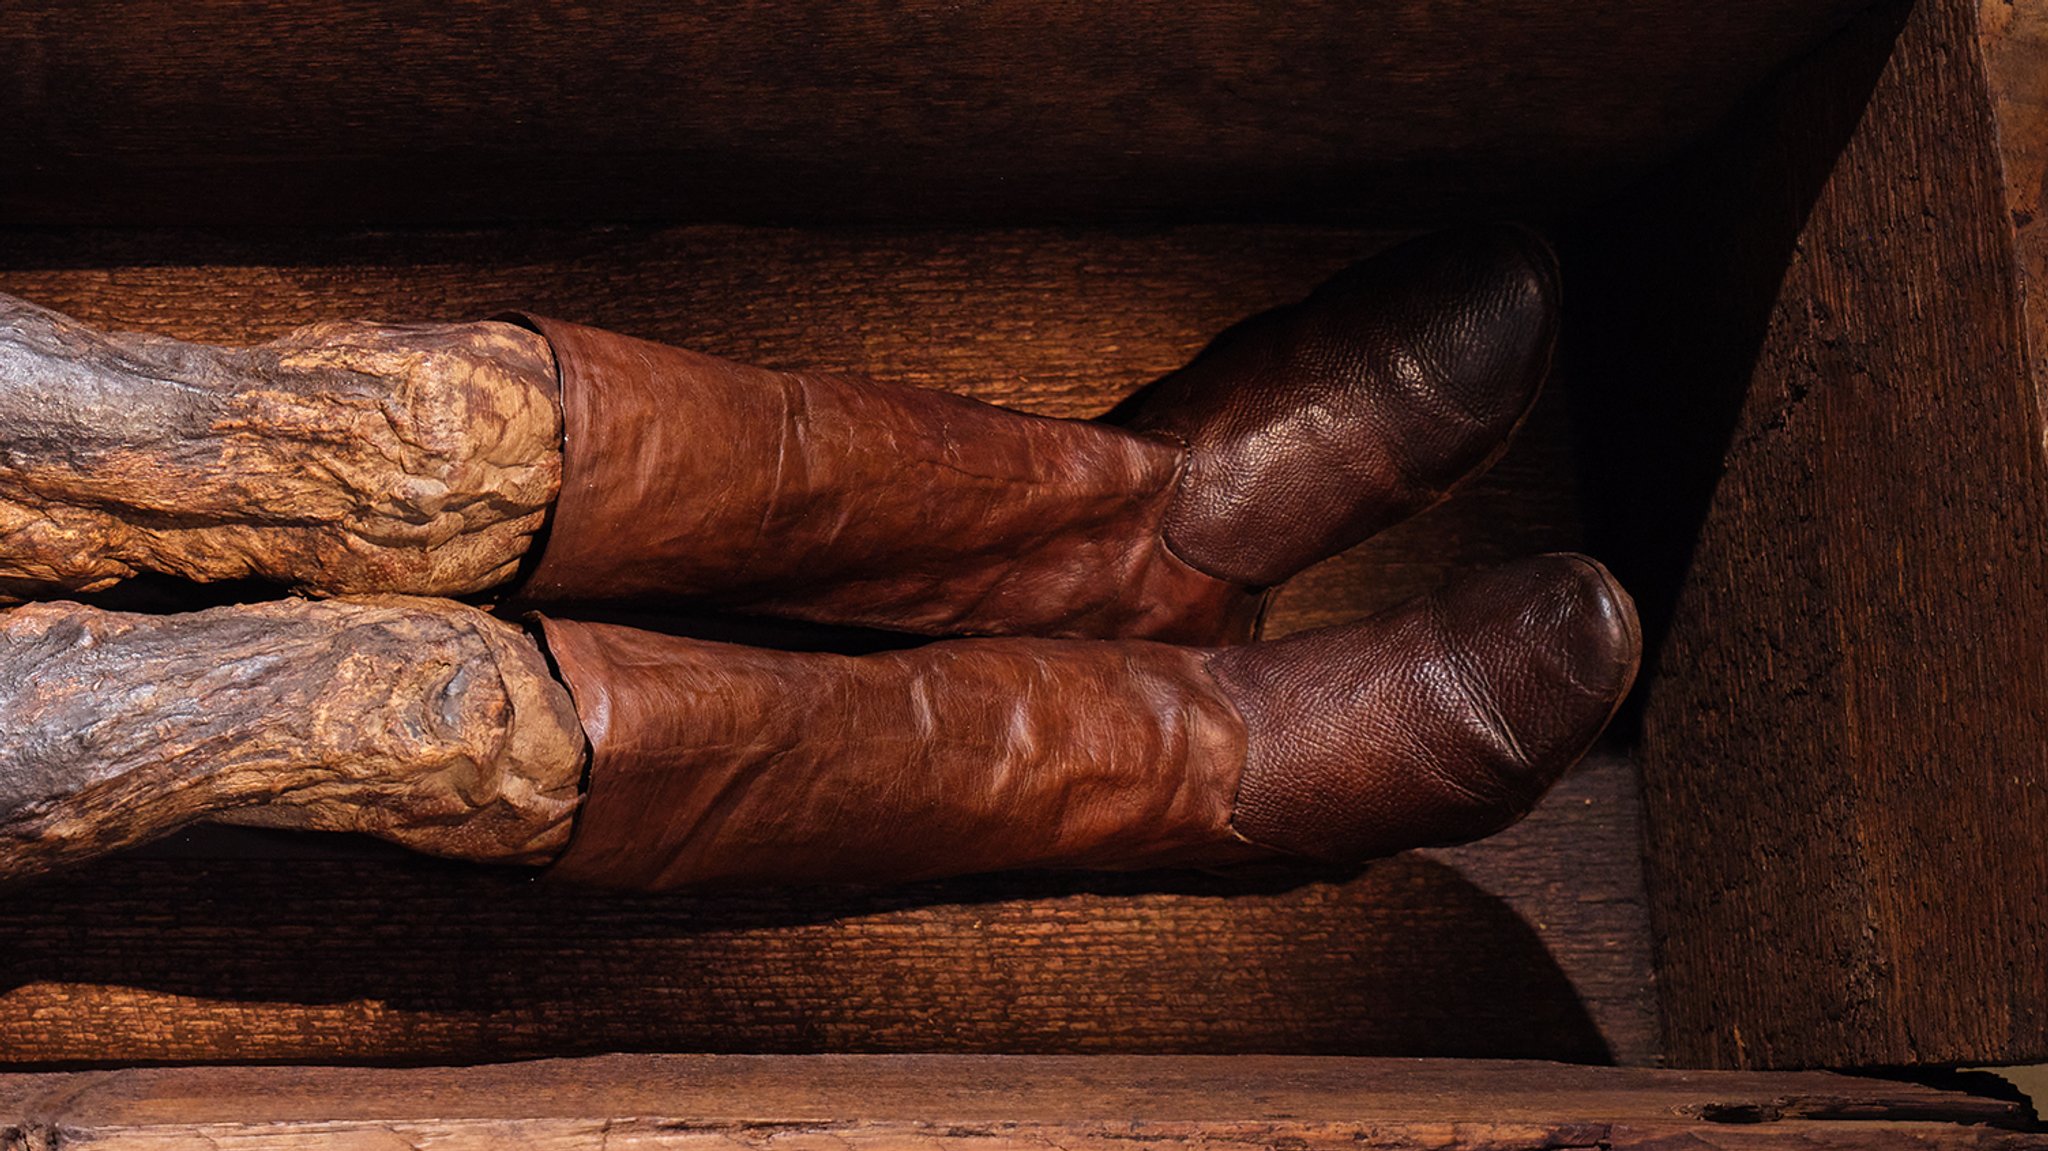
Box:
0, 596, 587, 882
0, 294, 563, 601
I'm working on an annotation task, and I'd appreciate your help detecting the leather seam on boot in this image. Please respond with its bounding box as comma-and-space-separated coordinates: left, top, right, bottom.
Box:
1143, 426, 1270, 597
489, 310, 572, 599
1196, 649, 1287, 858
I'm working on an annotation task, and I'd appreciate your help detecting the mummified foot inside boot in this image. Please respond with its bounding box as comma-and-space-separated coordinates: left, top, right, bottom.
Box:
0, 596, 586, 882
539, 553, 1640, 890
0, 558, 1633, 890
0, 294, 563, 601
506, 226, 1563, 642
0, 228, 1554, 642
1210, 553, 1641, 862
1109, 224, 1561, 589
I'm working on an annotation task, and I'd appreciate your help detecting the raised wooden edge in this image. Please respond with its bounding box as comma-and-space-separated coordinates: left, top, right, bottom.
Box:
0, 1, 1864, 227
0, 1055, 2036, 1150
1583, 0, 2048, 1068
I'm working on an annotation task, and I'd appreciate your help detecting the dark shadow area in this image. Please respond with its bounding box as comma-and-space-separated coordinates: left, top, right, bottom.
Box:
1556, 0, 1911, 737
0, 225, 675, 274
503, 598, 935, 655
0, 852, 1607, 1068
53, 572, 295, 615
1857, 1067, 2044, 1131
47, 568, 935, 655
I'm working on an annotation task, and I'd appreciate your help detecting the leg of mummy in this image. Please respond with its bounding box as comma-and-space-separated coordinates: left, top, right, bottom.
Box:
0, 556, 1637, 888
0, 228, 1557, 646
0, 597, 585, 881
0, 295, 562, 601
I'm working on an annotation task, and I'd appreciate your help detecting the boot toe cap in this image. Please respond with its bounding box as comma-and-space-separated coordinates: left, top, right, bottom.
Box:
1212, 553, 1639, 862
1121, 225, 1563, 589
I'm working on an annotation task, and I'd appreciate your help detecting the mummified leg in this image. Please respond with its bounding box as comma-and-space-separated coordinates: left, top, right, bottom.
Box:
0, 556, 1635, 888
508, 226, 1558, 641
0, 596, 585, 881
0, 227, 1556, 643
0, 295, 562, 601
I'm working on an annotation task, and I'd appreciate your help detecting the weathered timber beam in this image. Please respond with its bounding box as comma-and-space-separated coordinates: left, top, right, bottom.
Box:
1565, 0, 2048, 1067
0, 1054, 2036, 1150
0, 1, 1868, 226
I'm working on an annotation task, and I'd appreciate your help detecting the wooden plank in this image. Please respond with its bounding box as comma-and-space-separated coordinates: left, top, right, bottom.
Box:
1982, 0, 2048, 433
0, 1, 1865, 227
1, 1055, 2037, 1149
0, 756, 1653, 1067
1564, 0, 2048, 1067
1421, 756, 1662, 1068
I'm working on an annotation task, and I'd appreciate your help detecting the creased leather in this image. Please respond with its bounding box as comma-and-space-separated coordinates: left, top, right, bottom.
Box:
539, 554, 1639, 891
504, 226, 1557, 643
1213, 553, 1641, 861
1109, 224, 1561, 587
539, 618, 1252, 889
509, 314, 1262, 644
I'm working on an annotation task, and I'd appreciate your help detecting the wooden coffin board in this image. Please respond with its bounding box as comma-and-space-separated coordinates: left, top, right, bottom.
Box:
0, 225, 1651, 1066
0, 756, 1647, 1066
1, 1055, 2037, 1150
0, 1, 1865, 227
1565, 0, 2048, 1067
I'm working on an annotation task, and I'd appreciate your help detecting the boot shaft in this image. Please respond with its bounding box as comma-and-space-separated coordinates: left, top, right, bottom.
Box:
512, 314, 1263, 642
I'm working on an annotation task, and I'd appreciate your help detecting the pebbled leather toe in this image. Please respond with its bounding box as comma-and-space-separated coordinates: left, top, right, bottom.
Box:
1111, 225, 1562, 589
1208, 553, 1639, 862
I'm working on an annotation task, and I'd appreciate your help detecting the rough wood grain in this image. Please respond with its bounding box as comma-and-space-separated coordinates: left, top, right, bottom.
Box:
0, 295, 560, 600
1567, 0, 2048, 1067
0, 755, 1654, 1067
0, 1, 1867, 228
1984, 0, 2048, 432
1, 1055, 2037, 1150
0, 597, 584, 879
0, 224, 1588, 634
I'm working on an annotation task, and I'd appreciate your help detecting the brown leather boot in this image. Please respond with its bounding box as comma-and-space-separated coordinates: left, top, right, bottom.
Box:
0, 555, 1635, 888
0, 227, 1555, 644
511, 225, 1559, 641
539, 553, 1638, 890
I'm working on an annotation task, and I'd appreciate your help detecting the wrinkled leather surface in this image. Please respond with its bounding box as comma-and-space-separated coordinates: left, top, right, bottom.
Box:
1109, 225, 1561, 587
540, 618, 1251, 889
1213, 553, 1641, 861
506, 226, 1556, 641
540, 554, 1639, 890
510, 314, 1262, 643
